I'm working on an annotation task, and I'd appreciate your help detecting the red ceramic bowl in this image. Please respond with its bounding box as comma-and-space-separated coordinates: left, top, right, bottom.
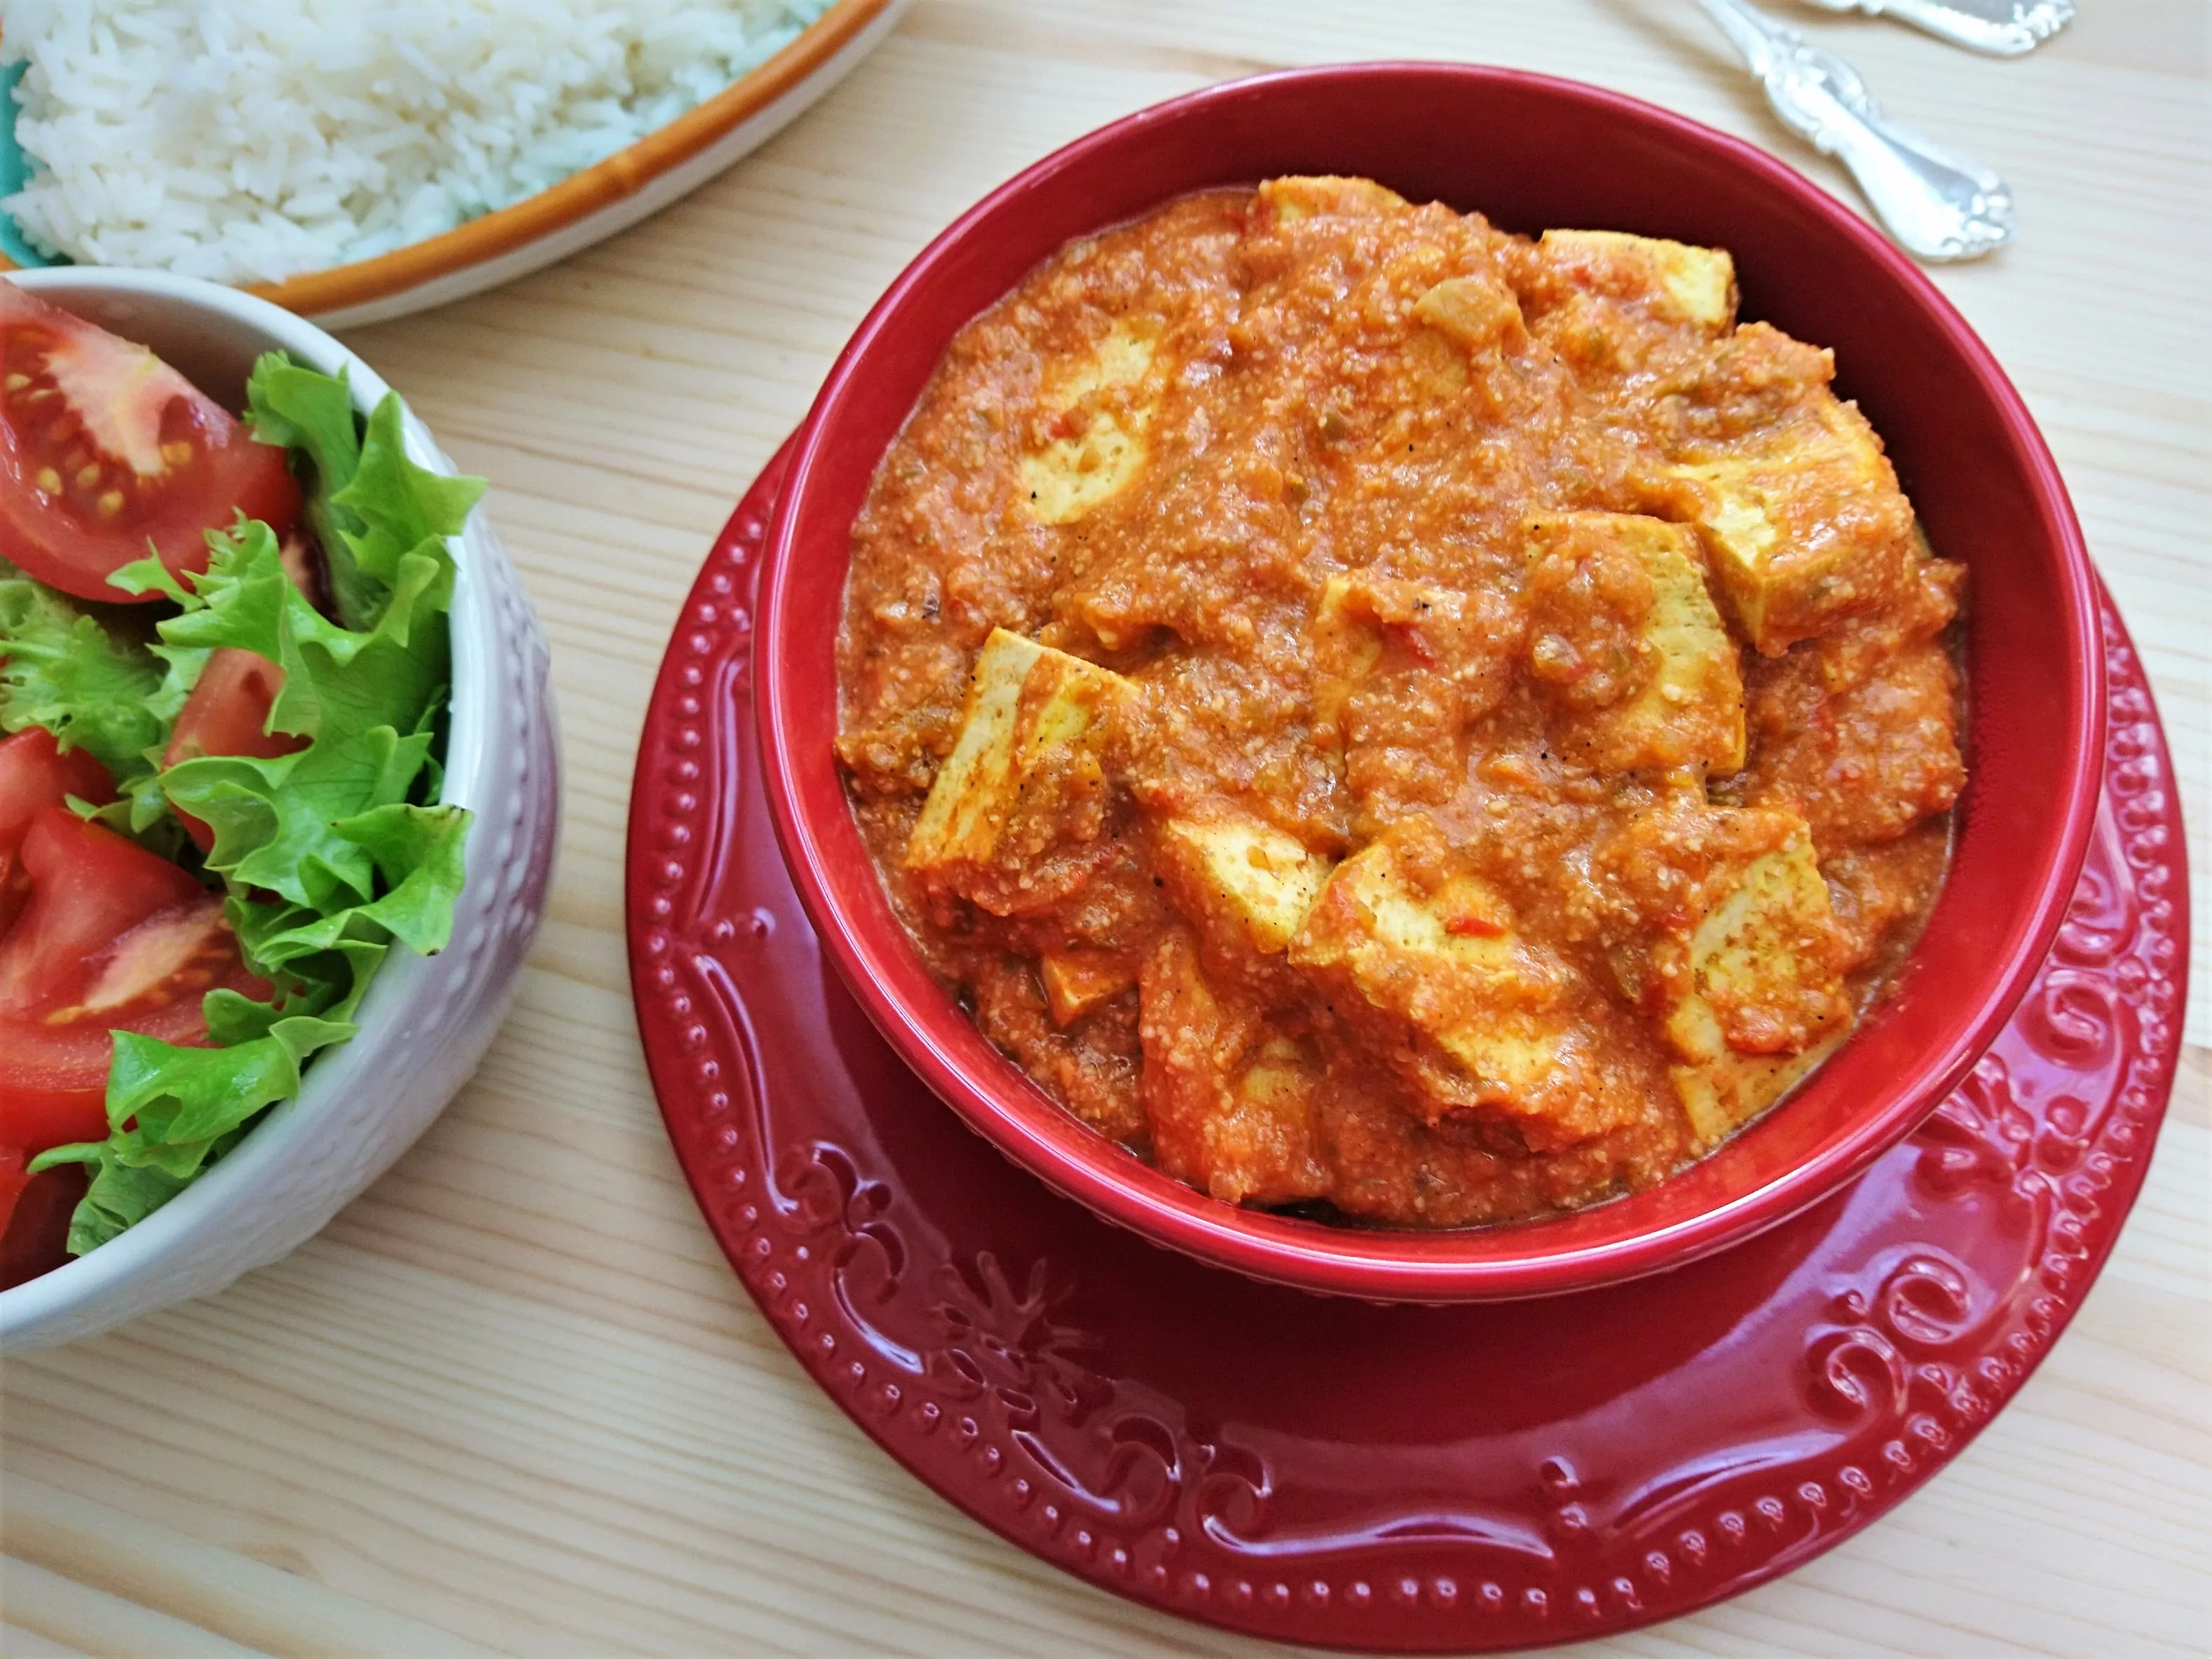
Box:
755, 64, 2103, 1302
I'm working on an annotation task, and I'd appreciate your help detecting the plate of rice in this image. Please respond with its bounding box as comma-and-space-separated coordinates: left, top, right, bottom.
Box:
0, 0, 908, 327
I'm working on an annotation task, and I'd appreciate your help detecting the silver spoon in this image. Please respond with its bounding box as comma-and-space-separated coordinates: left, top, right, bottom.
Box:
1796, 0, 2075, 57
1695, 0, 2016, 260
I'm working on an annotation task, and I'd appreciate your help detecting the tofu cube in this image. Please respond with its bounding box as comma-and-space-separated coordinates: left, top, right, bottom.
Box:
1288, 834, 1627, 1149
1540, 229, 1737, 329
1309, 574, 1390, 744
1040, 950, 1138, 1027
906, 629, 1133, 903
1309, 571, 1513, 819
1020, 320, 1158, 525
1524, 512, 1745, 774
1670, 826, 1850, 1056
1310, 572, 1512, 754
1663, 398, 1913, 655
1154, 805, 1335, 958
1213, 1033, 1332, 1206
1138, 932, 1327, 1205
1672, 1032, 1845, 1151
1255, 175, 1410, 226
1412, 274, 1524, 354
1606, 814, 1854, 1068
1597, 804, 1854, 1091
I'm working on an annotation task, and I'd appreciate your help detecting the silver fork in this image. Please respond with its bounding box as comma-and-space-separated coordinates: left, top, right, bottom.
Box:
1695, 0, 2016, 260
1796, 0, 2075, 57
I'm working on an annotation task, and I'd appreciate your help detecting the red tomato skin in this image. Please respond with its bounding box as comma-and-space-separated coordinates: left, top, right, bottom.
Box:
0, 982, 238, 1117
0, 810, 270, 1150
165, 648, 309, 854
0, 727, 118, 852
0, 807, 206, 1010
0, 1081, 109, 1159
0, 285, 301, 601
0, 728, 120, 936
0, 1146, 27, 1252
0, 1152, 88, 1289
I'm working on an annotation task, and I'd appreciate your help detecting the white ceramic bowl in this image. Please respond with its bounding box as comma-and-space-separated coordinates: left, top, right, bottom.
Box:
0, 269, 560, 1351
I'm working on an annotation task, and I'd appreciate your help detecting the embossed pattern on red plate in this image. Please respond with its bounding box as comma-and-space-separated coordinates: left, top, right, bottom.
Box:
625, 441, 2188, 1652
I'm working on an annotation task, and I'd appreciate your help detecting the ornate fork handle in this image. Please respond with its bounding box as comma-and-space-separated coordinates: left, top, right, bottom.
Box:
1801, 0, 2075, 57
1697, 0, 2014, 261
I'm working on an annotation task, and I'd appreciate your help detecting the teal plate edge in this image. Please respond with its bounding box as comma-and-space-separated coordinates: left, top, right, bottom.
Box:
1, 60, 60, 268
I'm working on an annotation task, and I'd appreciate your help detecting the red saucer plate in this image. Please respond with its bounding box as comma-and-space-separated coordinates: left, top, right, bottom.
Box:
626, 439, 2189, 1652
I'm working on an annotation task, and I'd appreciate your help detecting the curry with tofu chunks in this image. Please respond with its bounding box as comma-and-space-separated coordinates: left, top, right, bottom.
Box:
835, 178, 1966, 1228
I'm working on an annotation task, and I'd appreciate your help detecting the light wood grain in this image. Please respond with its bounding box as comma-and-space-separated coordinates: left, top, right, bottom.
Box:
4, 4, 2208, 1654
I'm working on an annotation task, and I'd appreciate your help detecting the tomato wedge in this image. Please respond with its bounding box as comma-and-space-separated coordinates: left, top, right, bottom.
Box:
1, 806, 207, 1005
0, 805, 266, 1045
0, 726, 117, 936
0, 807, 270, 1241
0, 282, 301, 601
165, 647, 308, 854
0, 736, 126, 1255
0, 1150, 87, 1290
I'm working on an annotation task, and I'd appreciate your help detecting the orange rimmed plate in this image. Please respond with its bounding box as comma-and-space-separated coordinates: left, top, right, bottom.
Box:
0, 0, 907, 329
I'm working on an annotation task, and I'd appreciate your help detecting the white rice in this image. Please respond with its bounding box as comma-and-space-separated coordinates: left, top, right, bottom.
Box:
0, 0, 834, 285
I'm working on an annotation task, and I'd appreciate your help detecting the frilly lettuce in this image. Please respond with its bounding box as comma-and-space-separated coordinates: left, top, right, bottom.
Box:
0, 559, 201, 802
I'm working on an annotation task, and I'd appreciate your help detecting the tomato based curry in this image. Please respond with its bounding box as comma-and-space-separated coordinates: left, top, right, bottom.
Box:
835, 179, 1965, 1227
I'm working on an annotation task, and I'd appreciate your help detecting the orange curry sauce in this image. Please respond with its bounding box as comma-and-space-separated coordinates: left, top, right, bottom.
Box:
835, 179, 1964, 1227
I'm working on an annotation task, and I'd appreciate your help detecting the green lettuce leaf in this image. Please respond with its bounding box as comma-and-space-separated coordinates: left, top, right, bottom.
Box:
25, 360, 483, 1255
245, 355, 375, 626
0, 557, 188, 783
332, 396, 486, 601
38, 1139, 240, 1259
245, 353, 482, 630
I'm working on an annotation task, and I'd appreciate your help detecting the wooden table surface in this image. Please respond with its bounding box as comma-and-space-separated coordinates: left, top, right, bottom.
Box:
5, 4, 2207, 1654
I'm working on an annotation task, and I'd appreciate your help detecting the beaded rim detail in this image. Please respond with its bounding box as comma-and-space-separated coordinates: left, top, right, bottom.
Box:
625, 437, 2186, 1651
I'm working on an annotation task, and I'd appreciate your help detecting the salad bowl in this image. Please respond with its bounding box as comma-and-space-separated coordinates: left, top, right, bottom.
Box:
0, 268, 560, 1351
